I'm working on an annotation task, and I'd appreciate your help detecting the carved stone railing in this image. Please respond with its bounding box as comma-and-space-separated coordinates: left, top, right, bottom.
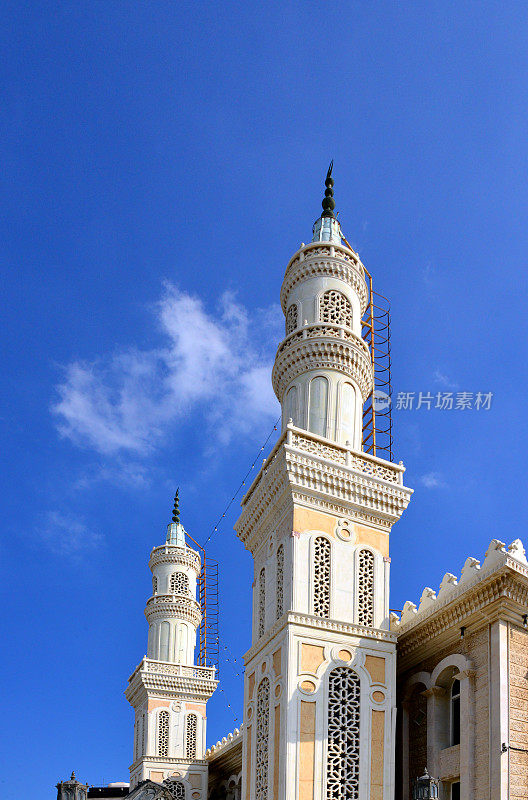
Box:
205, 724, 244, 758
149, 544, 201, 572
145, 594, 201, 626
276, 321, 370, 358
281, 242, 368, 314
143, 657, 216, 680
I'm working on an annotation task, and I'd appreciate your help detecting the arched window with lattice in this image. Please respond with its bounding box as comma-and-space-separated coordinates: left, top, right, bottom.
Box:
152, 575, 158, 595
286, 303, 298, 335
313, 536, 331, 618
163, 780, 185, 799
258, 567, 266, 638
319, 289, 352, 328
158, 709, 169, 757
276, 544, 284, 620
357, 549, 375, 627
255, 677, 270, 800
170, 571, 189, 596
327, 667, 361, 799
185, 713, 197, 759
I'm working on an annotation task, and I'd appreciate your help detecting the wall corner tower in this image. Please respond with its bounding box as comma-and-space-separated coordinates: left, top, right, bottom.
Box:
235, 167, 413, 800
126, 491, 218, 799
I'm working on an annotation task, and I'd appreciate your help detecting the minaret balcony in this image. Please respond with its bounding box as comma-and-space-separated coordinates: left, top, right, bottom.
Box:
144, 593, 201, 627
149, 544, 201, 573
272, 322, 373, 402
281, 242, 369, 316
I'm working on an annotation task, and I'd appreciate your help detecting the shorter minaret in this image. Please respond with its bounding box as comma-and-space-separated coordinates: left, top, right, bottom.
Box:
126, 492, 217, 796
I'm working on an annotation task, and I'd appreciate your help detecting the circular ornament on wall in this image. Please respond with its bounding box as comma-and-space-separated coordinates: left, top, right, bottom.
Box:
298, 678, 317, 695
335, 518, 354, 542
372, 690, 385, 703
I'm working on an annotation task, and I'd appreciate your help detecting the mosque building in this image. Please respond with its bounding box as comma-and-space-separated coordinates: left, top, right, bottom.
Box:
57, 170, 528, 800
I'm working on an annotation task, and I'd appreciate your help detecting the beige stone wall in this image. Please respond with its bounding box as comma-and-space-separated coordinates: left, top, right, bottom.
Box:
397, 623, 490, 799
509, 624, 528, 800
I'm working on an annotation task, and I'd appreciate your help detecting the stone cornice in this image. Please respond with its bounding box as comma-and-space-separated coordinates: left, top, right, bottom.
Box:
235, 427, 411, 554
125, 658, 217, 705
272, 333, 373, 403
244, 610, 396, 665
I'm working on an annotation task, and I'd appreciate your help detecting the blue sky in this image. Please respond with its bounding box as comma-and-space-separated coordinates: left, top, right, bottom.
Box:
1, 1, 527, 796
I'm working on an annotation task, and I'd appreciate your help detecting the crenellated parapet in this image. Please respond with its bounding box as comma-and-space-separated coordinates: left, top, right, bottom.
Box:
392, 538, 528, 668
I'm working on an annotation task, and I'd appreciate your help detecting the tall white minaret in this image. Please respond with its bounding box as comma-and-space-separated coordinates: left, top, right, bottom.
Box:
126, 491, 217, 797
272, 161, 372, 449
236, 168, 413, 800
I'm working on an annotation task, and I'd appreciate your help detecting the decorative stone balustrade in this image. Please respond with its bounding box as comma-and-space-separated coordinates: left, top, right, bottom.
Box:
149, 544, 201, 573
144, 594, 201, 627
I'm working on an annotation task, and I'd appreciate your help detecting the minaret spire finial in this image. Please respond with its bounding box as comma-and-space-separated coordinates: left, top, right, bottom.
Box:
172, 488, 180, 525
321, 159, 336, 218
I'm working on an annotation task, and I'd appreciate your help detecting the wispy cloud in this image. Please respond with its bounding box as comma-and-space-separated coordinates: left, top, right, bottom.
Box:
52, 285, 281, 457
39, 511, 104, 557
433, 369, 459, 391
419, 471, 447, 489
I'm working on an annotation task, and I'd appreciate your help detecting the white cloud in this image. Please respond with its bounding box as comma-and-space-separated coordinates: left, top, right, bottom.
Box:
419, 471, 447, 489
52, 284, 281, 456
40, 511, 104, 557
433, 369, 459, 391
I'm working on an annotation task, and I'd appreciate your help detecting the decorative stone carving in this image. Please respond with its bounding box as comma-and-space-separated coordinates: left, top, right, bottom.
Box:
327, 667, 361, 799
437, 573, 458, 600
401, 601, 417, 625
418, 587, 437, 613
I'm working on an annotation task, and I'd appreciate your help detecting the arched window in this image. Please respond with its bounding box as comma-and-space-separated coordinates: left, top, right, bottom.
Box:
327, 667, 361, 799
152, 575, 158, 595
320, 289, 352, 328
158, 709, 169, 756
357, 549, 375, 627
176, 623, 188, 664
255, 677, 270, 800
160, 620, 170, 661
276, 544, 284, 620
170, 571, 189, 595
313, 537, 331, 618
450, 678, 460, 746
286, 303, 298, 335
339, 382, 357, 444
258, 568, 266, 638
185, 713, 198, 758
163, 780, 185, 799
308, 376, 329, 437
285, 385, 299, 427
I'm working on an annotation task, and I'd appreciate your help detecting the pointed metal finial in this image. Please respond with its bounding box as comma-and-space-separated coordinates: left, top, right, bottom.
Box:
70, 772, 76, 781
172, 489, 180, 525
321, 160, 336, 218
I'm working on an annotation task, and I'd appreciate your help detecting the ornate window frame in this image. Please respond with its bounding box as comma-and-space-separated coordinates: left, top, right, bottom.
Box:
285, 302, 299, 335
170, 571, 190, 596
157, 708, 170, 757
185, 712, 198, 759
353, 545, 382, 628
258, 567, 266, 638
311, 534, 332, 618
317, 288, 353, 329
255, 677, 271, 800
276, 544, 284, 620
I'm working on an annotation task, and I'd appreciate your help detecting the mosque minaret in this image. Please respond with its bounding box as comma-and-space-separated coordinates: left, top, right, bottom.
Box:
125, 492, 218, 798
235, 167, 413, 800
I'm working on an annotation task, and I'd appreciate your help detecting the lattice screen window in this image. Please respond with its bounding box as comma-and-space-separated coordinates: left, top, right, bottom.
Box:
258, 567, 266, 637
327, 667, 361, 800
170, 571, 189, 596
286, 303, 298, 335
357, 549, 375, 626
164, 781, 185, 799
255, 677, 270, 800
320, 290, 352, 328
313, 537, 331, 618
185, 713, 198, 759
158, 710, 169, 757
152, 575, 158, 595
276, 545, 284, 620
